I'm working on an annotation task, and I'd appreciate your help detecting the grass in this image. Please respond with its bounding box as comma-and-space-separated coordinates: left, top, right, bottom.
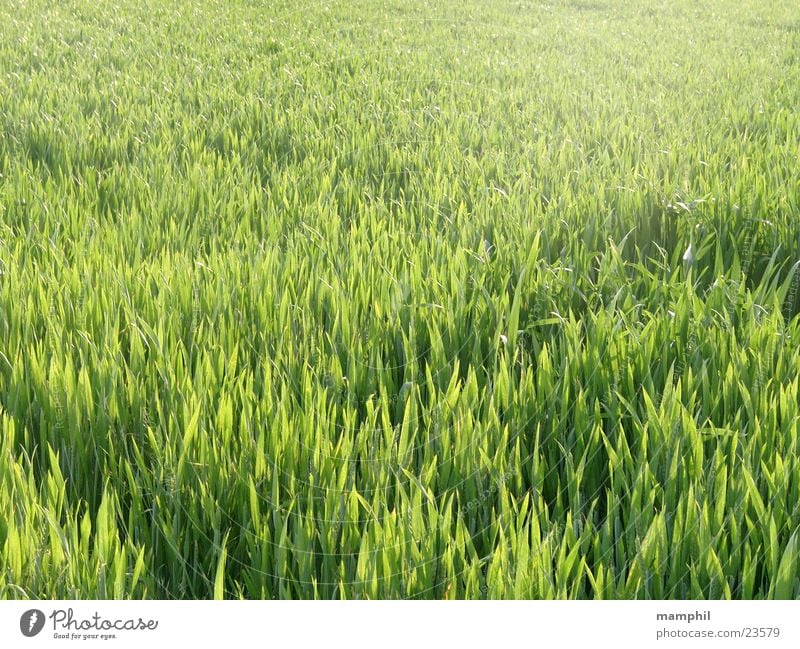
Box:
0, 0, 799, 599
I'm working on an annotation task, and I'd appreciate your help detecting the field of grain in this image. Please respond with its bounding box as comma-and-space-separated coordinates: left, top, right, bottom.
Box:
1, 0, 799, 599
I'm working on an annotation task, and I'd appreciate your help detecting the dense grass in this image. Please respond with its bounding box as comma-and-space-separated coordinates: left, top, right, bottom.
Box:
1, 0, 799, 599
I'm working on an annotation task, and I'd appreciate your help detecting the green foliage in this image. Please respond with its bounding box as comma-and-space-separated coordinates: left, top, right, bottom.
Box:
1, 0, 799, 599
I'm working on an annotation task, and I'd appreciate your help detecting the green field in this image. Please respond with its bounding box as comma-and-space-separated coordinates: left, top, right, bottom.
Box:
1, 0, 799, 599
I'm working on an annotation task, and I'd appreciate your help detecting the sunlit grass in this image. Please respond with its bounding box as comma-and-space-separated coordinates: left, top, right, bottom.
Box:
1, 0, 799, 599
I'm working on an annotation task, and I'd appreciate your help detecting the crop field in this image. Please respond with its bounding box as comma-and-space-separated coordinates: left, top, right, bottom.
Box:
1, 0, 799, 600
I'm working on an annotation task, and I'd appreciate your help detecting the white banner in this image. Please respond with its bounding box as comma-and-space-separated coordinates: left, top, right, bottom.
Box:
0, 601, 798, 649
